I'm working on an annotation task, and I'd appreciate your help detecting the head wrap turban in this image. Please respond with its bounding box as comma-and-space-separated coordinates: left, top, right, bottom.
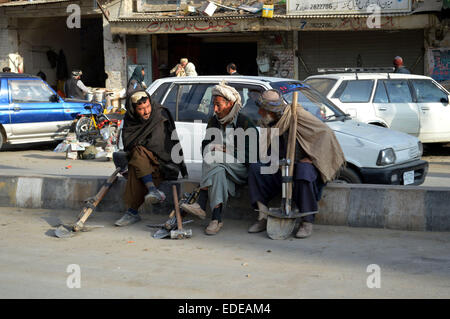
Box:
212, 81, 242, 125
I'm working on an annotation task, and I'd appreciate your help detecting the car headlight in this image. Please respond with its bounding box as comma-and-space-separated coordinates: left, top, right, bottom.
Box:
377, 148, 396, 166
418, 142, 423, 157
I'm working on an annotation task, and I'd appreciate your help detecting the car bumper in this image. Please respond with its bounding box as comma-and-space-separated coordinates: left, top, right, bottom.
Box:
359, 159, 428, 185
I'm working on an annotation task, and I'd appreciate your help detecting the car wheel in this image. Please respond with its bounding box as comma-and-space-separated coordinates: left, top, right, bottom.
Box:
335, 167, 362, 184
0, 130, 4, 150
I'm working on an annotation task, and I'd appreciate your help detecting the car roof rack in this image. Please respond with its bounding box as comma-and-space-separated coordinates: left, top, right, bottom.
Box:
317, 67, 395, 80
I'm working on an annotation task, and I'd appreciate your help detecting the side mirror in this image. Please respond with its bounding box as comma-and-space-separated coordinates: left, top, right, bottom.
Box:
440, 96, 449, 105
49, 94, 59, 103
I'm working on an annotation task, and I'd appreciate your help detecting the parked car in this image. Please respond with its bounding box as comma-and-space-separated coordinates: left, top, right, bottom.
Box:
0, 73, 102, 149
304, 72, 450, 144
139, 75, 427, 185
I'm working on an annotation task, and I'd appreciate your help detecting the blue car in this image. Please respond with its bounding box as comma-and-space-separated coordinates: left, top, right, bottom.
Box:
0, 73, 103, 149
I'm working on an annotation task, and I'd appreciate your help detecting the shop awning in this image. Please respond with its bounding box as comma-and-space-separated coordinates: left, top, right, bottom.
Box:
109, 13, 438, 35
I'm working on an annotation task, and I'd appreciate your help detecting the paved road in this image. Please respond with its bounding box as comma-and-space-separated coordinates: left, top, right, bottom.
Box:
0, 142, 449, 187
0, 207, 449, 299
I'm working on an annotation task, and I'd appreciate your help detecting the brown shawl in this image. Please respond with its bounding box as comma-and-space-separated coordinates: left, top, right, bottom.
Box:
269, 104, 346, 183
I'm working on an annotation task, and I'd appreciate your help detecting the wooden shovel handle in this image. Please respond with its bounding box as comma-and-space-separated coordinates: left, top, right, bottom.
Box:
286, 91, 298, 201
172, 185, 183, 230
76, 167, 121, 226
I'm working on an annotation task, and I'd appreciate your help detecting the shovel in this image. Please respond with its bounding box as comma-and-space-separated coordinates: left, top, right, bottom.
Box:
147, 219, 193, 239
150, 187, 200, 239
265, 91, 316, 239
54, 167, 121, 238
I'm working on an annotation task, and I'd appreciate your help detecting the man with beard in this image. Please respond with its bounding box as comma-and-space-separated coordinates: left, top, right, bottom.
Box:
247, 89, 345, 238
114, 90, 188, 226
180, 82, 258, 235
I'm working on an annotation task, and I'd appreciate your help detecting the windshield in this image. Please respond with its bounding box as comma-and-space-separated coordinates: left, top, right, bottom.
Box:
270, 81, 347, 122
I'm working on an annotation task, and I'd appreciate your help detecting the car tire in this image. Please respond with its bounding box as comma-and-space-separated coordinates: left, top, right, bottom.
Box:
335, 167, 362, 184
0, 130, 4, 150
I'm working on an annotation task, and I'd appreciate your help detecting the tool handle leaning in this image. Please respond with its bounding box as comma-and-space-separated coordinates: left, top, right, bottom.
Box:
172, 185, 183, 230
73, 167, 121, 231
286, 91, 298, 202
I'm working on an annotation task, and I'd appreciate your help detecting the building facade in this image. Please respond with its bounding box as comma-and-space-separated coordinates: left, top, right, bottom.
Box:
1, 0, 448, 91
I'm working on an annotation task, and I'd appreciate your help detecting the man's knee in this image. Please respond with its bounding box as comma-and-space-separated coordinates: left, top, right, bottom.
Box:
248, 162, 264, 177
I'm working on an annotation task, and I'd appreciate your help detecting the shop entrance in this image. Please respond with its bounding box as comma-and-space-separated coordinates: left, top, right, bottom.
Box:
166, 35, 258, 77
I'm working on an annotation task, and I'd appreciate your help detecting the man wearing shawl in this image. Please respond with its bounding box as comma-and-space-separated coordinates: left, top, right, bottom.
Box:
170, 58, 198, 77
247, 89, 346, 238
180, 82, 258, 235
126, 66, 147, 96
115, 90, 188, 227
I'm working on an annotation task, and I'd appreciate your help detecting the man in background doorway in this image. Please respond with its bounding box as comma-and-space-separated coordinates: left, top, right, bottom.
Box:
170, 58, 198, 77
64, 70, 92, 100
393, 56, 411, 74
226, 63, 239, 75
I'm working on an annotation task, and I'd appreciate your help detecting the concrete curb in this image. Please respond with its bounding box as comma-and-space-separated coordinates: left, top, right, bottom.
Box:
0, 175, 449, 231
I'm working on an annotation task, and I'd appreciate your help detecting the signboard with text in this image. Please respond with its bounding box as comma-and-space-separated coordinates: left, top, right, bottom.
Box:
287, 0, 412, 15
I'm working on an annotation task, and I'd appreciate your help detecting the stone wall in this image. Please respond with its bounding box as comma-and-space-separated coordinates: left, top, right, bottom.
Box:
256, 31, 295, 79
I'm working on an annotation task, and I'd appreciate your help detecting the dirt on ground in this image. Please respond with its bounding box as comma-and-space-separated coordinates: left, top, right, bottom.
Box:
0, 207, 449, 299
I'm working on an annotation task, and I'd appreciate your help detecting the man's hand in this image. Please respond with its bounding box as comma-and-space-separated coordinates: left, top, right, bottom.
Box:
210, 144, 226, 152
176, 64, 184, 75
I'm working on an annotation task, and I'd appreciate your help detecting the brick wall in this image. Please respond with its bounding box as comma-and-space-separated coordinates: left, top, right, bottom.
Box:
257, 31, 295, 79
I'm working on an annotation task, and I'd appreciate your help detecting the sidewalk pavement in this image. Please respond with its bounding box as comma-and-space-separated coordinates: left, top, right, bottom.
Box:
1, 146, 450, 231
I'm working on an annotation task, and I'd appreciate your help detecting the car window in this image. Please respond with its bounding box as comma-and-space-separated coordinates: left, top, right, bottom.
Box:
332, 80, 374, 103
228, 83, 264, 123
304, 78, 337, 96
383, 80, 413, 103
410, 79, 448, 103
161, 84, 178, 117
9, 79, 54, 103
271, 81, 346, 121
373, 81, 389, 103
150, 82, 171, 104
178, 84, 214, 123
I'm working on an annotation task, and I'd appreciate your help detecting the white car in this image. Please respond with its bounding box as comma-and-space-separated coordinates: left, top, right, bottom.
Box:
304, 72, 450, 144
143, 75, 427, 185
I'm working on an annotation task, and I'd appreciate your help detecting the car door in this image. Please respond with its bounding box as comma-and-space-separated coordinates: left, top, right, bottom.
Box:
160, 82, 216, 164
410, 78, 450, 143
329, 79, 374, 123
8, 78, 66, 138
0, 78, 10, 127
373, 79, 420, 136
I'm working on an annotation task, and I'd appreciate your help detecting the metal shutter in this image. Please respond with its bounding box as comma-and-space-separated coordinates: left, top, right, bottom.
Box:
298, 30, 424, 80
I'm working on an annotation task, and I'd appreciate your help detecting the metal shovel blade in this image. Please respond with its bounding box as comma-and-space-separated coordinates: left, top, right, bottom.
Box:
152, 228, 171, 239
54, 225, 75, 238
266, 216, 296, 240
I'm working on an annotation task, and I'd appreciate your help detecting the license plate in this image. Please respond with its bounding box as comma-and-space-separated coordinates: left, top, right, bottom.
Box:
403, 170, 414, 185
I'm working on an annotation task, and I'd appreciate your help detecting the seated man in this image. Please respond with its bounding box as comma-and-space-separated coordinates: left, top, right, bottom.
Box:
180, 82, 258, 235
247, 89, 346, 238
115, 90, 188, 226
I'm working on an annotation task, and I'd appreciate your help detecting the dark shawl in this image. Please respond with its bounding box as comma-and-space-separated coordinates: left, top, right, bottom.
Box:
122, 90, 188, 178
127, 66, 145, 96
201, 112, 259, 166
